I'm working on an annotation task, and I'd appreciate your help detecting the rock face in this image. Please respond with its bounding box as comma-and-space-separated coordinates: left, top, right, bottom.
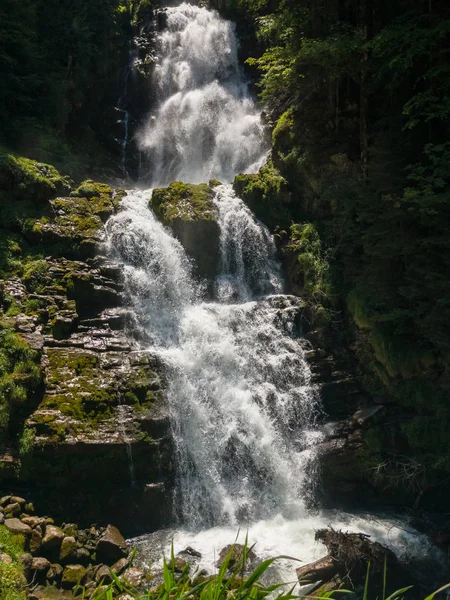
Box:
0, 159, 174, 533
150, 181, 221, 285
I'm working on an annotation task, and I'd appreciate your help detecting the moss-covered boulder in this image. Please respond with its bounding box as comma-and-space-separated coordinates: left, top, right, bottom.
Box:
150, 181, 220, 285
0, 154, 72, 203
233, 163, 291, 231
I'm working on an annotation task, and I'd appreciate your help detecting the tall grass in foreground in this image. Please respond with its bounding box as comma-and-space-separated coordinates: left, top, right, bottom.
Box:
82, 543, 450, 600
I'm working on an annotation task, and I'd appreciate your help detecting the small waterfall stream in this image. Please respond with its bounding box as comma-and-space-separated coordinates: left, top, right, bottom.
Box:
104, 1, 435, 583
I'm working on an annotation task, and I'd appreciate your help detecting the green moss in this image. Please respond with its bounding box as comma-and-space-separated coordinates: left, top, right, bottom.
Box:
233, 162, 291, 230
151, 181, 216, 224
287, 222, 332, 305
0, 525, 27, 600
0, 322, 42, 434
0, 152, 72, 202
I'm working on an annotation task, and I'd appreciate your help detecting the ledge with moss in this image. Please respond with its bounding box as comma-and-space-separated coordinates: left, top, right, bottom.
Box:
150, 181, 221, 285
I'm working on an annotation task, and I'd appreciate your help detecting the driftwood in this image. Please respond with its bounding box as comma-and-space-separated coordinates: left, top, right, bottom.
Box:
297, 528, 397, 592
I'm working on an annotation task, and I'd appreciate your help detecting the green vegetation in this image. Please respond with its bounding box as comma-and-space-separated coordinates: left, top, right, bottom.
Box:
233, 162, 291, 229
0, 0, 160, 176
0, 321, 41, 439
0, 526, 27, 600
151, 182, 216, 223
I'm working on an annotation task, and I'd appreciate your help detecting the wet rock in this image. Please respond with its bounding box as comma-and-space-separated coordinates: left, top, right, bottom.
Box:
62, 564, 87, 588
121, 567, 145, 588
179, 546, 202, 559
172, 557, 189, 573
96, 525, 127, 564
42, 524, 65, 551
111, 557, 130, 575
216, 544, 257, 572
4, 517, 32, 536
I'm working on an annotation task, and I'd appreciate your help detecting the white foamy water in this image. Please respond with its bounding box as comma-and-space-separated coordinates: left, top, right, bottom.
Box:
138, 3, 268, 185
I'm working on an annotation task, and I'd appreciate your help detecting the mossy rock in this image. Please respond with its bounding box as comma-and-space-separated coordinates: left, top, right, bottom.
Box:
233, 162, 291, 231
150, 181, 221, 287
150, 181, 216, 224
0, 153, 72, 202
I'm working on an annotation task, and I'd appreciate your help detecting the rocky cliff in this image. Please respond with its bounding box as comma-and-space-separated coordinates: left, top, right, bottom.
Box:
0, 154, 173, 534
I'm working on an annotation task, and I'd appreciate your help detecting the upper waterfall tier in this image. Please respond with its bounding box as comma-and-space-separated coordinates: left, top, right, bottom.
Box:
138, 3, 268, 186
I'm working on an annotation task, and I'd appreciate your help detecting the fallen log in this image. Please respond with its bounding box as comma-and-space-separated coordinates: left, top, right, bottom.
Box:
297, 528, 397, 592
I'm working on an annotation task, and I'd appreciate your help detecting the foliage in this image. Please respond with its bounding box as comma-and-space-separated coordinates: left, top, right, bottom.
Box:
233, 162, 291, 229
0, 525, 27, 600
0, 321, 42, 437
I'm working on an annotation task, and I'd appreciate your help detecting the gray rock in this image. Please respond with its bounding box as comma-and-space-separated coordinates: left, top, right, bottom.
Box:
95, 564, 112, 584
4, 518, 32, 536
121, 567, 145, 588
111, 557, 129, 575
47, 562, 64, 583
30, 528, 42, 554
31, 556, 51, 573
42, 524, 65, 550
96, 525, 127, 564
5, 502, 21, 517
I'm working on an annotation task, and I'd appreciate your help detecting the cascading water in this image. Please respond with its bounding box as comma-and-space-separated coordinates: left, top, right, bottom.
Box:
138, 3, 268, 185
105, 1, 436, 583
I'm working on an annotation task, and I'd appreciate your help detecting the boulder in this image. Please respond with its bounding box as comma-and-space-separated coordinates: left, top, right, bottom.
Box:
31, 556, 51, 580
20, 553, 33, 581
47, 562, 64, 583
5, 502, 21, 517
96, 525, 127, 564
216, 544, 257, 573
121, 567, 145, 588
111, 557, 130, 575
0, 552, 12, 564
11, 496, 26, 506
4, 518, 32, 536
61, 564, 87, 588
21, 516, 44, 529
30, 528, 42, 554
42, 524, 65, 551
95, 564, 113, 584
60, 536, 78, 562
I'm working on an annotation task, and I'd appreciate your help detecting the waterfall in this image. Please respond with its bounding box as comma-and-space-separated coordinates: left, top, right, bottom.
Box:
105, 1, 433, 582
138, 3, 268, 186
105, 186, 322, 529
